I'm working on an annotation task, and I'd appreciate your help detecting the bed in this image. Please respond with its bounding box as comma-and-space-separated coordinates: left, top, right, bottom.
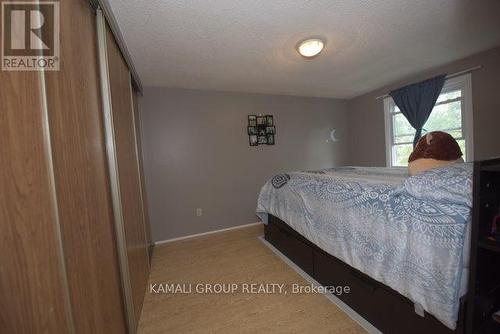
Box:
256, 164, 473, 333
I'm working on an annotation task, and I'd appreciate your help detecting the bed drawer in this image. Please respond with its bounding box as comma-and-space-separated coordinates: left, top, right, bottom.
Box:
315, 249, 458, 334
314, 249, 377, 324
372, 286, 458, 334
265, 220, 314, 276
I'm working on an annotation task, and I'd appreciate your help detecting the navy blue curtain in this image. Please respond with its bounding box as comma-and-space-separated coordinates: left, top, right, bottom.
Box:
389, 75, 446, 147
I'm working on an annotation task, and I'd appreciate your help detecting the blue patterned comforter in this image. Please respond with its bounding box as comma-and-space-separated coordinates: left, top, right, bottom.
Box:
256, 164, 473, 330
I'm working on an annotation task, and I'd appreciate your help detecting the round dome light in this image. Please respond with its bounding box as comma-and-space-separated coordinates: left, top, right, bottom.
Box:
296, 38, 325, 58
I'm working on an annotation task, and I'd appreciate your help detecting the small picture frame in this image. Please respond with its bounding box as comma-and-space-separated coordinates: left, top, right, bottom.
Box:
266, 126, 275, 135
258, 128, 266, 136
256, 116, 267, 126
266, 115, 273, 126
248, 115, 257, 127
249, 135, 258, 146
248, 126, 257, 135
266, 135, 275, 145
257, 135, 267, 144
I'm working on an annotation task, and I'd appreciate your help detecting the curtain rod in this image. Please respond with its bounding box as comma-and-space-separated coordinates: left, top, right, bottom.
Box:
375, 65, 482, 100
94, 0, 144, 94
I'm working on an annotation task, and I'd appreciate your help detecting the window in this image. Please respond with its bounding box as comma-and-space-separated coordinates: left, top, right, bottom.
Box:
384, 74, 473, 167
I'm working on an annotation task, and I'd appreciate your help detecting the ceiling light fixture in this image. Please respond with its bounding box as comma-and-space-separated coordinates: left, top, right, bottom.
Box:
296, 38, 325, 58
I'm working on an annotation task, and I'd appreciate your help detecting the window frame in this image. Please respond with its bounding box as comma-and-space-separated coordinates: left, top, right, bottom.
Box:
383, 73, 473, 167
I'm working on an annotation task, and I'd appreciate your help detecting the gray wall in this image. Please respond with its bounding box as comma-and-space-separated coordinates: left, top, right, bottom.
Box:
139, 88, 348, 241
347, 46, 500, 166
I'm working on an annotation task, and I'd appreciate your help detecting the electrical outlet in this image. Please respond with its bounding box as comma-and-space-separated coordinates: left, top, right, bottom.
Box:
196, 208, 202, 217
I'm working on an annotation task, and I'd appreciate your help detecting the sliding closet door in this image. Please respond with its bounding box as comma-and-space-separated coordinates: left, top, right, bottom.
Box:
104, 22, 150, 324
132, 89, 153, 257
42, 0, 126, 333
0, 71, 73, 332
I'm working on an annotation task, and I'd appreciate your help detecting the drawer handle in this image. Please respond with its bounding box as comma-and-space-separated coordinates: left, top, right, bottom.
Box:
281, 228, 292, 237
350, 269, 375, 292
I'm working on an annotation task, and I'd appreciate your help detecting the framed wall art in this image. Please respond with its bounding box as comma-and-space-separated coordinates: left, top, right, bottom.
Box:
248, 115, 275, 146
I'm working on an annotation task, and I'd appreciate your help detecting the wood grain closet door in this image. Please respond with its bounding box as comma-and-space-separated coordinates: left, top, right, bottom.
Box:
0, 69, 73, 333
105, 24, 150, 324
132, 90, 153, 258
42, 1, 127, 333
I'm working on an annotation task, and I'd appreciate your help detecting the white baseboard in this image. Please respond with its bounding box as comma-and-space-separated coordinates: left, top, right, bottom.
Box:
154, 222, 263, 246
258, 236, 382, 334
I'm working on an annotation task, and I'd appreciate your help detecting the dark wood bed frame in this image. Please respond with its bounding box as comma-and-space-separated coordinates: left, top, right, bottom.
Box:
265, 214, 467, 334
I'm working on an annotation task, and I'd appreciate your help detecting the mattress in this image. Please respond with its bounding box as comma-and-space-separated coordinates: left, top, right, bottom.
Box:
257, 164, 473, 330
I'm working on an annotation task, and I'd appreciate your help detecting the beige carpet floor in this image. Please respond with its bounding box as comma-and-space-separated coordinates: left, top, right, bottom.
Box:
137, 224, 367, 334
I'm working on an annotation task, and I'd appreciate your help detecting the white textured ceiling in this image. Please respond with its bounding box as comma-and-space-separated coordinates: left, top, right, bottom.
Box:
108, 0, 500, 99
